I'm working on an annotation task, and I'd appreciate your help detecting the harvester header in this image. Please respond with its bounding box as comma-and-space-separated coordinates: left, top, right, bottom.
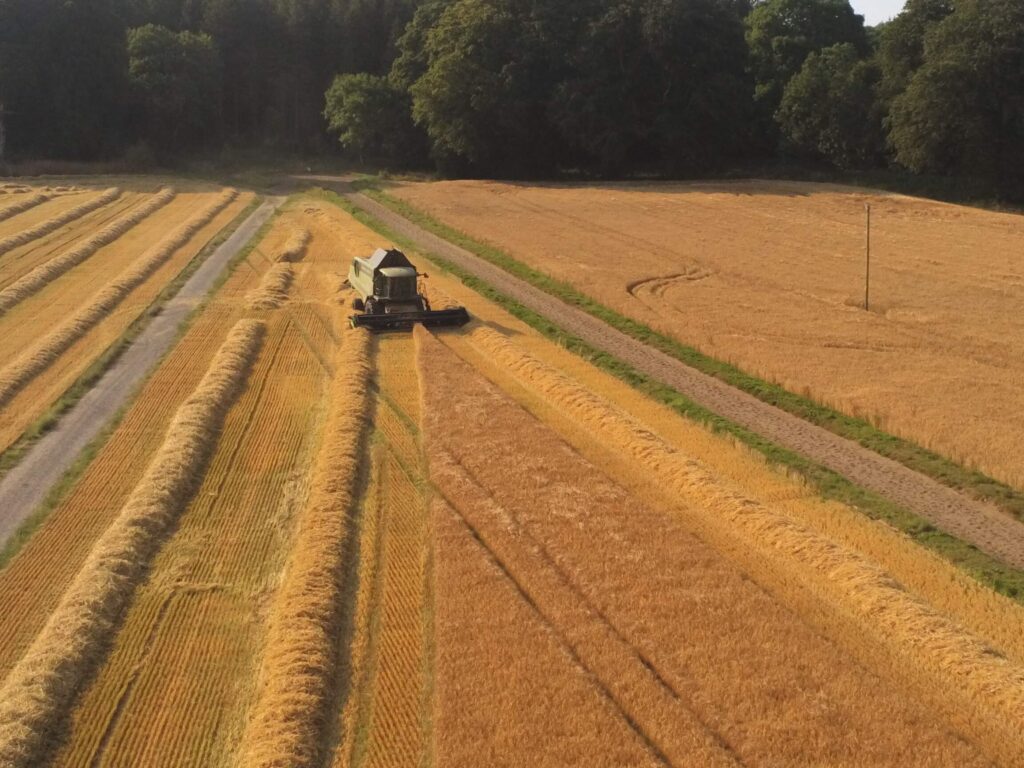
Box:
347, 248, 470, 331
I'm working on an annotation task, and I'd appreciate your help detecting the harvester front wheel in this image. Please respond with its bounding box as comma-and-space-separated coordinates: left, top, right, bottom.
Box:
352, 297, 365, 311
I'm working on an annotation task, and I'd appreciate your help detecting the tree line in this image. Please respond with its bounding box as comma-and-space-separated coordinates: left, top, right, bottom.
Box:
0, 0, 417, 159
2, 0, 1023, 193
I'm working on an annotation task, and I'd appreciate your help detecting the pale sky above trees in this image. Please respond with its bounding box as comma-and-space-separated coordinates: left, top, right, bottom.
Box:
852, 0, 905, 25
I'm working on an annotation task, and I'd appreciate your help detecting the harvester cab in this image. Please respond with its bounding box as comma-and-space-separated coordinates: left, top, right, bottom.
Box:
347, 248, 470, 331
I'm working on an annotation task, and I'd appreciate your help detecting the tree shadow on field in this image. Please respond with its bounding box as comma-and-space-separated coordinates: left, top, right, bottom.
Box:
498, 178, 819, 198
370, 176, 823, 199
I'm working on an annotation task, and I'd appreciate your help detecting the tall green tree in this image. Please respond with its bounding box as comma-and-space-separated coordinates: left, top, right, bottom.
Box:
409, 0, 565, 175
324, 72, 425, 165
127, 24, 222, 152
556, 0, 753, 174
643, 0, 754, 171
0, 0, 129, 159
776, 42, 882, 168
201, 0, 281, 144
746, 0, 867, 132
888, 0, 1024, 193
876, 0, 953, 102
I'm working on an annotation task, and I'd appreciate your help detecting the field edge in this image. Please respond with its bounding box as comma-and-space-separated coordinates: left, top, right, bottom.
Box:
356, 179, 1024, 523
318, 187, 1024, 604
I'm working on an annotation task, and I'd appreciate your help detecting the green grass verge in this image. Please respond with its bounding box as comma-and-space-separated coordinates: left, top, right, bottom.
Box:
353, 180, 1024, 524
317, 187, 1024, 604
0, 196, 271, 571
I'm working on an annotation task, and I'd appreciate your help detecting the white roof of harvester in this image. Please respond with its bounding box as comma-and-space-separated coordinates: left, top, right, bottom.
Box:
362, 248, 415, 272
380, 267, 417, 278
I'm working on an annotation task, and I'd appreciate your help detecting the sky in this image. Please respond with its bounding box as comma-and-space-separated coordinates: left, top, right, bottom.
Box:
851, 0, 906, 25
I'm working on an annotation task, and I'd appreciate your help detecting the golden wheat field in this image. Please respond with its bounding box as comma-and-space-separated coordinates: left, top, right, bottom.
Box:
1, 178, 1023, 767
394, 179, 1024, 489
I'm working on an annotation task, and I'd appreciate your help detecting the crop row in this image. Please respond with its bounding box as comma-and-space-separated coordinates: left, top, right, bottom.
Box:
238, 325, 372, 768
429, 494, 668, 767
0, 188, 176, 316
0, 188, 121, 257
416, 327, 745, 766
336, 334, 428, 768
54, 311, 332, 767
0, 319, 264, 768
0, 189, 237, 408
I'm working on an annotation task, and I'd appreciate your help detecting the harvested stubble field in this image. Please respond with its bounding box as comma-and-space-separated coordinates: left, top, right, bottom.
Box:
334, 333, 430, 768
0, 197, 351, 766
2, 188, 1024, 767
0, 181, 253, 455
394, 179, 1024, 489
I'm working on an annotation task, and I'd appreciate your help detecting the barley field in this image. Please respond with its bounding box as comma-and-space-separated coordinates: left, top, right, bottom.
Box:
0, 179, 1022, 767
394, 179, 1024, 489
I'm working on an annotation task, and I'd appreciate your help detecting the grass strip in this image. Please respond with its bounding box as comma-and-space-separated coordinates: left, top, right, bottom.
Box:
319, 188, 1024, 603
0, 197, 268, 570
355, 180, 1024, 523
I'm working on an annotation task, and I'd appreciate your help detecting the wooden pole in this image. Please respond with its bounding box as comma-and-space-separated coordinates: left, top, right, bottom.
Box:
864, 203, 871, 311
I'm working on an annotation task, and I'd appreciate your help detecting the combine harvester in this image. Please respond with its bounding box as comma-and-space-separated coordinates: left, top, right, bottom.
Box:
347, 248, 470, 331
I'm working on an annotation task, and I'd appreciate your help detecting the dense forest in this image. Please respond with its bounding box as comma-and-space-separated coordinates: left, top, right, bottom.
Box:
0, 0, 1022, 192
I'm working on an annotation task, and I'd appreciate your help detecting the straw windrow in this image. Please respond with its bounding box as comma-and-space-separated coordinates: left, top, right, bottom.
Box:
0, 189, 237, 407
0, 194, 51, 224
275, 227, 311, 263
0, 319, 264, 768
0, 188, 121, 256
246, 264, 294, 310
0, 188, 176, 315
237, 326, 372, 768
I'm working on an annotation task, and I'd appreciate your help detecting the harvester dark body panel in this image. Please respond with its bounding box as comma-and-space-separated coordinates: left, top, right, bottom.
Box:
347, 248, 470, 331
350, 307, 470, 331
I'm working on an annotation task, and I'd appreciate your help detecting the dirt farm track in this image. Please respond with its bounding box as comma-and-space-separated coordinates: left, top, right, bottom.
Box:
0, 175, 1022, 767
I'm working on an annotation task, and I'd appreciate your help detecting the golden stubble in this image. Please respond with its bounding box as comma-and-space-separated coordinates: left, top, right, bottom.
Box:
0, 319, 264, 768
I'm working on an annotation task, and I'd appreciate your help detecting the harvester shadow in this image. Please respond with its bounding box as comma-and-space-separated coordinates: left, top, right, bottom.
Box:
477, 319, 522, 338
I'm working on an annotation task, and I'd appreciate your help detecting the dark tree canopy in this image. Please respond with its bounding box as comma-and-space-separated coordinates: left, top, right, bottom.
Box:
876, 0, 954, 101
1, 0, 128, 160
746, 0, 868, 121
324, 72, 425, 165
777, 42, 883, 168
0, 0, 1020, 195
127, 24, 222, 153
555, 0, 753, 175
888, 0, 1024, 191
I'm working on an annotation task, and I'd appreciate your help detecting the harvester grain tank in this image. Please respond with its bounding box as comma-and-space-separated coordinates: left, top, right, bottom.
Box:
347, 248, 470, 331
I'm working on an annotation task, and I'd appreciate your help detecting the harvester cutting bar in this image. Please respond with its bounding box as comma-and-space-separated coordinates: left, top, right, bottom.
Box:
350, 307, 471, 331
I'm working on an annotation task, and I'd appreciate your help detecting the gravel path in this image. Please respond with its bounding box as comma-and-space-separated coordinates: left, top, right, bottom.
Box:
0, 198, 282, 548
336, 182, 1024, 571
